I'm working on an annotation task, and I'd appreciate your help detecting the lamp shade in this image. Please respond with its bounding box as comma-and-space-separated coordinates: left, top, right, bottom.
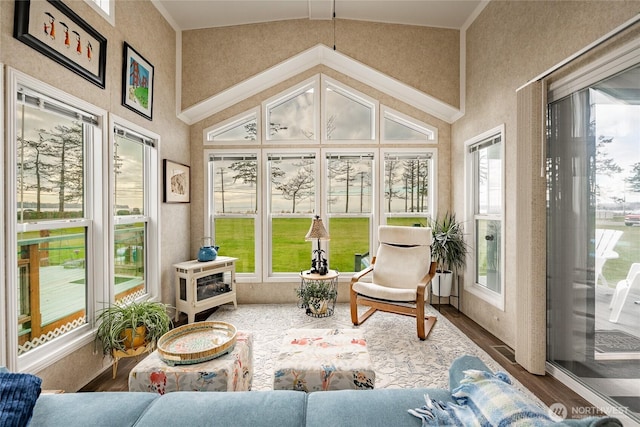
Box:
305, 215, 330, 241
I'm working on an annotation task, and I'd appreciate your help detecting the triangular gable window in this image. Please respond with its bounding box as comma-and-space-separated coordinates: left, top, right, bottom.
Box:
205, 108, 259, 144
264, 78, 318, 141
324, 78, 376, 141
382, 107, 436, 142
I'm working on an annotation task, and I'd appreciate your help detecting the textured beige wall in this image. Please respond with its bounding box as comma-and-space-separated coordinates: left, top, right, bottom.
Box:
1, 0, 190, 390
188, 64, 452, 302
182, 19, 460, 110
452, 1, 639, 349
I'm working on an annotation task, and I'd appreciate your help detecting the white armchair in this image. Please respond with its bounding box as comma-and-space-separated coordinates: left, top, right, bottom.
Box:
609, 263, 640, 323
350, 225, 437, 340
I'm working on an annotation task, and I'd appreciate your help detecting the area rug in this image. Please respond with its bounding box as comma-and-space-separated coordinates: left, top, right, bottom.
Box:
207, 303, 544, 405
595, 330, 640, 360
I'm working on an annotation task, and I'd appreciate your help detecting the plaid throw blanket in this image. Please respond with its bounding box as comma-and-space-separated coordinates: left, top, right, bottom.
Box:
409, 370, 558, 426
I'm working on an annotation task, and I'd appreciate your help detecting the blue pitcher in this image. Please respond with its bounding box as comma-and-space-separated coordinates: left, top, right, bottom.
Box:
197, 237, 219, 262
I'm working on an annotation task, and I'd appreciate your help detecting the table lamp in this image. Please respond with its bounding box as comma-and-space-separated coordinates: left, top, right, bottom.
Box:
305, 215, 330, 275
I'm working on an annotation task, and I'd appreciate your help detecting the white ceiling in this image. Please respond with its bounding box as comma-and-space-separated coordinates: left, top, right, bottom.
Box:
153, 0, 485, 31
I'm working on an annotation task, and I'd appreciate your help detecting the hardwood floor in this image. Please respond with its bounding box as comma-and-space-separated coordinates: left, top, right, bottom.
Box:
80, 304, 598, 415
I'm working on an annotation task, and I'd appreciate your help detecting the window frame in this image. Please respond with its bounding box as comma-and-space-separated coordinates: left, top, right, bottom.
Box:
262, 76, 319, 144
381, 106, 438, 144
5, 68, 108, 372
204, 74, 439, 281
379, 147, 438, 226
321, 75, 378, 144
464, 124, 505, 311
264, 148, 320, 281
109, 115, 160, 303
204, 107, 261, 146
84, 0, 115, 26
205, 148, 262, 282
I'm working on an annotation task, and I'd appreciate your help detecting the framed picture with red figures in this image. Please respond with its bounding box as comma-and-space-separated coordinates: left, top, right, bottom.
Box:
122, 42, 154, 120
13, 0, 107, 89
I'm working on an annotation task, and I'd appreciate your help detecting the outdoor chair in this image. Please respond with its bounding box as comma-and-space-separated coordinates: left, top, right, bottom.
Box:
609, 263, 640, 323
595, 229, 623, 287
350, 225, 437, 340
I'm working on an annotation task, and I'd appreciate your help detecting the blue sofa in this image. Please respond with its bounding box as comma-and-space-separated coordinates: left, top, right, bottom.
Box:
6, 356, 622, 426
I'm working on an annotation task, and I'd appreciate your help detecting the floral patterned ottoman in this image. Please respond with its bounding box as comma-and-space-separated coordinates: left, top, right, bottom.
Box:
273, 329, 375, 392
128, 331, 252, 394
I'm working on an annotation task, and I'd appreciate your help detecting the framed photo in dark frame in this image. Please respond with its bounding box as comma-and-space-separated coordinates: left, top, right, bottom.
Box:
13, 0, 107, 89
163, 159, 190, 203
122, 42, 154, 120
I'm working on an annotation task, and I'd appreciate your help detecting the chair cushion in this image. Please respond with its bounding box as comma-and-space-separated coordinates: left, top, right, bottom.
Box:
352, 280, 417, 302
378, 225, 431, 246
372, 244, 430, 290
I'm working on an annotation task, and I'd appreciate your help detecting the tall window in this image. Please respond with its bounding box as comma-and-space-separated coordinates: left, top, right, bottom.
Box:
208, 152, 260, 276
9, 74, 104, 369
205, 74, 438, 280
466, 127, 504, 309
112, 124, 158, 303
382, 151, 436, 226
85, 0, 114, 25
326, 153, 374, 272
268, 152, 318, 274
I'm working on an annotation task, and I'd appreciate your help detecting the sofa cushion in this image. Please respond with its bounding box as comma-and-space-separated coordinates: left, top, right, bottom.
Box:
0, 372, 42, 427
133, 390, 307, 427
30, 392, 159, 427
306, 388, 454, 427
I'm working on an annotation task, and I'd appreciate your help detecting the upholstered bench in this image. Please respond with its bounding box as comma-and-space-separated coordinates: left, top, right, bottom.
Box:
128, 331, 252, 393
273, 329, 375, 392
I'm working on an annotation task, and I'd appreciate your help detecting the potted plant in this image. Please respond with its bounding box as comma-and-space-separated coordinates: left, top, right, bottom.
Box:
428, 212, 468, 297
95, 300, 172, 356
295, 280, 338, 316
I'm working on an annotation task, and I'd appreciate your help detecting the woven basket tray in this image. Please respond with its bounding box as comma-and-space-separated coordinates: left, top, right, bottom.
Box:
157, 321, 237, 366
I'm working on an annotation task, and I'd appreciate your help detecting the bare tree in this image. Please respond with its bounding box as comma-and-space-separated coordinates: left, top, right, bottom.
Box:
275, 160, 314, 213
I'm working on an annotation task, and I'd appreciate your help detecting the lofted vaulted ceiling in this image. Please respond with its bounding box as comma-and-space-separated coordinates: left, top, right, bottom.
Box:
153, 0, 485, 31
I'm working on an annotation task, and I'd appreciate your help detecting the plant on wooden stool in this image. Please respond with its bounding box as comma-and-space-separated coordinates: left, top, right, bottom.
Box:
296, 280, 337, 315
95, 300, 172, 356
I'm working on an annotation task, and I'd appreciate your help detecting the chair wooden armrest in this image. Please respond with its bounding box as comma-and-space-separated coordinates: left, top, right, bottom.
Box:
416, 262, 438, 300
350, 258, 376, 284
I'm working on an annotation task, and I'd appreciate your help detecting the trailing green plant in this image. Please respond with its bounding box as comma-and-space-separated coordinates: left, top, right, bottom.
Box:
295, 280, 337, 313
427, 212, 469, 273
95, 300, 172, 356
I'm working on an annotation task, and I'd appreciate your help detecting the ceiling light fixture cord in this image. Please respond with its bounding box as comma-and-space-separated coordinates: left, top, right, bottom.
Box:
333, 0, 336, 50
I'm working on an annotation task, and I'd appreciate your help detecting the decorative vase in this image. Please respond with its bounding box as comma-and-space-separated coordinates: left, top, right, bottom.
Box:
432, 270, 453, 297
198, 237, 219, 262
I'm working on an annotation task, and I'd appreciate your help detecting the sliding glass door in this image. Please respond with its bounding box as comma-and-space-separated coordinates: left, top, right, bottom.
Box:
547, 63, 639, 422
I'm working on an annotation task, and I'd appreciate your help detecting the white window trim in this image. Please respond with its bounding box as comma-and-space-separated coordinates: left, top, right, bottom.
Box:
204, 107, 261, 145
464, 124, 505, 311
0, 63, 4, 368
379, 147, 438, 225
84, 0, 115, 26
205, 148, 262, 283
109, 114, 161, 302
380, 105, 438, 144
322, 148, 377, 270
321, 75, 378, 144
262, 76, 319, 144
263, 148, 321, 282
6, 67, 108, 372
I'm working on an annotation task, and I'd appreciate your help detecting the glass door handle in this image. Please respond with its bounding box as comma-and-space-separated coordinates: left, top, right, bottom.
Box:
485, 235, 494, 241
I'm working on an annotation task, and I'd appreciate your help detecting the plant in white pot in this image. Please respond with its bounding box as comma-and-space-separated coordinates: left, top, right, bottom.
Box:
428, 212, 468, 297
